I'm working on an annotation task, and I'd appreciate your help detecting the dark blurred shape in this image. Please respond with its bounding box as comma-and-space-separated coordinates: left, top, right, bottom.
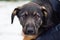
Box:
36, 24, 60, 40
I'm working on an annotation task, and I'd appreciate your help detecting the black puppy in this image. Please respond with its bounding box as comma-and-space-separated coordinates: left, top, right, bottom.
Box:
11, 0, 60, 40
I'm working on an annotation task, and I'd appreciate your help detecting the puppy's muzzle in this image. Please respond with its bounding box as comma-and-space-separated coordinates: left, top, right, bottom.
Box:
24, 25, 35, 35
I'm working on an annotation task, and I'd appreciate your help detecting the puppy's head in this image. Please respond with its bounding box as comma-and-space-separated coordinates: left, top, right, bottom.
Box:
11, 2, 49, 36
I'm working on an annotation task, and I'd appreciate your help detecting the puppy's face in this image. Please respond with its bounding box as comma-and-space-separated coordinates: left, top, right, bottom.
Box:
11, 3, 48, 36
19, 11, 43, 35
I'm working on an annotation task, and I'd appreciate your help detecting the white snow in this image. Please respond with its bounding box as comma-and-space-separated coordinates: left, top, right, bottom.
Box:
0, 1, 29, 40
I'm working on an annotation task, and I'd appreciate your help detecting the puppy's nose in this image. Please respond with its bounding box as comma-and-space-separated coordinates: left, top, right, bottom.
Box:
27, 29, 34, 34
26, 27, 34, 35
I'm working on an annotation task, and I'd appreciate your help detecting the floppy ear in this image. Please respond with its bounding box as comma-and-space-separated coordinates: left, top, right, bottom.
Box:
40, 6, 47, 17
40, 6, 48, 25
11, 7, 21, 24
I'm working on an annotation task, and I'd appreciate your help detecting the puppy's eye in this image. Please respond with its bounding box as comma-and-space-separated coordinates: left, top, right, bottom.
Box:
20, 14, 28, 18
21, 12, 28, 17
33, 13, 40, 18
20, 15, 26, 18
33, 12, 40, 17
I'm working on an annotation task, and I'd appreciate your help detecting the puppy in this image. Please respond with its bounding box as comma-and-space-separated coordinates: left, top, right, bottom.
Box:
11, 0, 60, 40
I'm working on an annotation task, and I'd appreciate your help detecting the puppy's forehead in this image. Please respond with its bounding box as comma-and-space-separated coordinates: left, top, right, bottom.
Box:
21, 2, 41, 11
19, 2, 43, 16
23, 2, 41, 8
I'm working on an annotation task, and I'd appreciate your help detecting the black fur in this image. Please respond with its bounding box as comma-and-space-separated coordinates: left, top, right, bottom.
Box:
36, 24, 60, 40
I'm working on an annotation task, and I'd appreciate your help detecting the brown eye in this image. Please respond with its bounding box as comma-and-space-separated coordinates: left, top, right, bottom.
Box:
33, 15, 40, 21
33, 11, 40, 17
20, 12, 28, 17
34, 13, 40, 18
35, 15, 39, 19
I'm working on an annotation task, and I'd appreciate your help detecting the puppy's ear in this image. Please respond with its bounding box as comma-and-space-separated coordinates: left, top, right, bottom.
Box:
40, 6, 47, 17
11, 7, 21, 24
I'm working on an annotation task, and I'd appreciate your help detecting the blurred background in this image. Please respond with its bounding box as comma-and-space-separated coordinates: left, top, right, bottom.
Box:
0, 0, 31, 1
0, 0, 30, 40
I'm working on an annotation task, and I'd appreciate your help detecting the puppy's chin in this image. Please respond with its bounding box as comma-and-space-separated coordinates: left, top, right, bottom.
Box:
23, 35, 37, 40
22, 32, 37, 39
25, 35, 37, 39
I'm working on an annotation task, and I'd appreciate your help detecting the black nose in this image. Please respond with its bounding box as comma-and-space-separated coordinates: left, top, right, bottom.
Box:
27, 29, 34, 34
26, 27, 35, 35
